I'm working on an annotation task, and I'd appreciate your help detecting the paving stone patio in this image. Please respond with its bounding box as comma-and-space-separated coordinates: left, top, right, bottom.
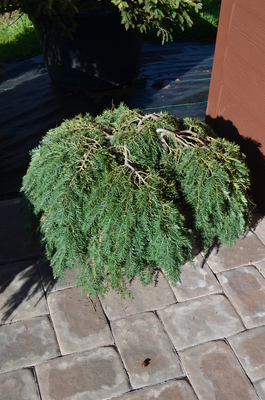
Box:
0, 369, 40, 400
218, 266, 265, 329
1, 199, 265, 399
158, 294, 245, 350
180, 340, 259, 400
111, 312, 184, 389
168, 254, 222, 302
48, 287, 114, 355
255, 380, 265, 400
228, 326, 265, 382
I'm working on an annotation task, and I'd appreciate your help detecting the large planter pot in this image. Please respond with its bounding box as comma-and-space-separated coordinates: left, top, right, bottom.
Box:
31, 9, 143, 91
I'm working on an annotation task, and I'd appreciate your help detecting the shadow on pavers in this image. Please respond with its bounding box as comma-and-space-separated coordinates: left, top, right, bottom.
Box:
0, 259, 57, 323
0, 197, 57, 323
205, 115, 265, 220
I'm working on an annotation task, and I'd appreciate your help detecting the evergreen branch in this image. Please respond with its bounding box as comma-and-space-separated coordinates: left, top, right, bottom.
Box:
69, 139, 100, 185
123, 144, 150, 188
127, 113, 160, 129
101, 124, 115, 140
137, 113, 160, 129
157, 128, 190, 147
201, 157, 214, 176
156, 127, 214, 148
78, 147, 98, 172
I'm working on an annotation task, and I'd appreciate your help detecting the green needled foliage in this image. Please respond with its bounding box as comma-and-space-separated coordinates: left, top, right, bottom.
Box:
0, 0, 202, 43
21, 104, 251, 298
110, 0, 202, 43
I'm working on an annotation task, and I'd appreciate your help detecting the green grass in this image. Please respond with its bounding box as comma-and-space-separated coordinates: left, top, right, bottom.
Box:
0, 12, 40, 62
201, 0, 221, 27
176, 0, 221, 40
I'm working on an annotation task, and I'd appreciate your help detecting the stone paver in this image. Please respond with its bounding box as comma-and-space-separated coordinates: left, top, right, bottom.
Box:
255, 260, 265, 278
37, 258, 76, 294
228, 326, 265, 382
180, 340, 259, 400
116, 379, 198, 399
0, 315, 60, 373
169, 255, 222, 302
253, 217, 265, 246
0, 260, 48, 324
100, 271, 176, 321
207, 232, 265, 273
0, 199, 43, 263
254, 380, 265, 400
35, 346, 130, 400
111, 312, 183, 389
218, 265, 265, 328
158, 294, 244, 351
48, 287, 113, 355
0, 368, 40, 400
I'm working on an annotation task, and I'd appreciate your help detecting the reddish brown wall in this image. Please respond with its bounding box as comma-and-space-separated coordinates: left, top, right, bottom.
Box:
206, 0, 265, 211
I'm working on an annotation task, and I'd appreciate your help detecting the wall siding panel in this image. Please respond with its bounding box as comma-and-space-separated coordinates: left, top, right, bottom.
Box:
206, 0, 265, 210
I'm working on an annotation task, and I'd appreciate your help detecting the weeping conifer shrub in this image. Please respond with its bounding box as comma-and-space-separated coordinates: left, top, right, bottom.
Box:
21, 103, 251, 298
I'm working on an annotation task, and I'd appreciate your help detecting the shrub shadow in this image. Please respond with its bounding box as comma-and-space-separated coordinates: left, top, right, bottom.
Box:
205, 115, 265, 224
0, 259, 57, 323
